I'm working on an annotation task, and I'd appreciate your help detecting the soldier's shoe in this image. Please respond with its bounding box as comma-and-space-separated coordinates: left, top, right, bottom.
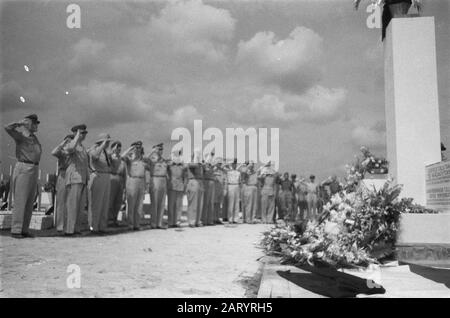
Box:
11, 233, 25, 239
21, 232, 35, 238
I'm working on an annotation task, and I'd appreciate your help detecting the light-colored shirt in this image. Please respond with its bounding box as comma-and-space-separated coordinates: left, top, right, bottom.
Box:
88, 145, 111, 173
66, 144, 89, 185
168, 163, 186, 191
110, 155, 126, 180
226, 169, 241, 185
123, 157, 147, 178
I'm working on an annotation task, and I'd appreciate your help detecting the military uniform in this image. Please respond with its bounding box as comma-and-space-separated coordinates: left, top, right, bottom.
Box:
5, 118, 42, 235
305, 181, 318, 220
123, 154, 147, 229
213, 165, 226, 223
150, 158, 168, 228
167, 161, 186, 227
51, 138, 72, 232
243, 169, 258, 223
88, 139, 112, 232
186, 163, 204, 226
226, 168, 241, 223
201, 163, 216, 226
65, 127, 89, 235
260, 171, 278, 224
109, 153, 126, 224
278, 179, 293, 220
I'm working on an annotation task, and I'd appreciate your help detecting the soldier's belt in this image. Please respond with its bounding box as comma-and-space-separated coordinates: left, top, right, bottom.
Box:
92, 171, 111, 174
152, 175, 167, 178
18, 160, 39, 166
129, 175, 145, 179
188, 178, 202, 180
246, 184, 258, 186
227, 183, 240, 185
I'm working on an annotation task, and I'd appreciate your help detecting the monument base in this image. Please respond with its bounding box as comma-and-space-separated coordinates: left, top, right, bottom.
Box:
396, 213, 450, 267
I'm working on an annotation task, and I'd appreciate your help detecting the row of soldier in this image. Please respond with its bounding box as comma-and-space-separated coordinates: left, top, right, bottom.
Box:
4, 114, 342, 238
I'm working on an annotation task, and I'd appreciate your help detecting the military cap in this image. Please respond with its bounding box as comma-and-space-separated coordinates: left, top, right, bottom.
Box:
131, 140, 143, 147
153, 143, 164, 150
71, 124, 87, 133
25, 114, 40, 124
110, 140, 122, 148
94, 133, 111, 144
310, 175, 316, 179
233, 158, 238, 164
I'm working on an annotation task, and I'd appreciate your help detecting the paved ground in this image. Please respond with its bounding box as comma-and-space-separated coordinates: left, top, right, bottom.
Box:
0, 223, 269, 298
258, 257, 450, 298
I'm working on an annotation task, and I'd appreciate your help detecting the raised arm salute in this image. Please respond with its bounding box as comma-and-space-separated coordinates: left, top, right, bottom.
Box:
4, 114, 42, 238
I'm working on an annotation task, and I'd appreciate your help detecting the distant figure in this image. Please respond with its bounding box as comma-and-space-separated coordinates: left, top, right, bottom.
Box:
226, 158, 241, 224
4, 114, 42, 239
121, 141, 148, 231
259, 162, 279, 224
304, 175, 319, 221
88, 133, 112, 234
213, 157, 227, 224
65, 124, 89, 236
186, 148, 204, 227
51, 133, 74, 233
242, 161, 258, 224
442, 143, 447, 161
167, 150, 186, 228
148, 143, 169, 229
109, 141, 126, 226
278, 172, 294, 221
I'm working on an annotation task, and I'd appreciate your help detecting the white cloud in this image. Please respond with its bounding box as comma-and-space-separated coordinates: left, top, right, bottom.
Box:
250, 94, 298, 122
351, 122, 386, 149
69, 80, 153, 127
149, 0, 236, 62
236, 26, 323, 92
156, 105, 203, 127
290, 85, 347, 120
69, 38, 106, 69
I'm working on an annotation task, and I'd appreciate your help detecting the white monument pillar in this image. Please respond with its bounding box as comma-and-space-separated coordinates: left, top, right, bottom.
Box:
384, 17, 441, 205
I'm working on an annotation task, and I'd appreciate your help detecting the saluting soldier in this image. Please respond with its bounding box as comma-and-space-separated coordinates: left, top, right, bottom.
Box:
147, 143, 169, 229
65, 124, 89, 236
278, 172, 294, 221
295, 176, 308, 221
304, 175, 319, 221
121, 141, 148, 230
212, 157, 226, 224
51, 133, 74, 233
226, 158, 241, 224
109, 141, 126, 226
259, 162, 279, 224
201, 152, 216, 226
242, 161, 258, 224
186, 148, 204, 227
167, 149, 186, 228
4, 114, 42, 238
87, 133, 112, 234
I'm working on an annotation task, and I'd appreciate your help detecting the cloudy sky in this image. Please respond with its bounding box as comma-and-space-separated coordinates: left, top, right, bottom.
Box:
1, 0, 449, 180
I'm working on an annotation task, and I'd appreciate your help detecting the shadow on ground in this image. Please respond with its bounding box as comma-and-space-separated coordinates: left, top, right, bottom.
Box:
277, 264, 386, 298
407, 263, 450, 289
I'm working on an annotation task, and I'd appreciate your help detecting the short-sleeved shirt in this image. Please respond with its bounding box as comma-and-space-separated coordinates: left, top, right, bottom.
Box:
110, 155, 126, 180
5, 125, 41, 164
261, 174, 277, 195
88, 146, 111, 173
168, 163, 186, 191
151, 159, 168, 177
226, 169, 241, 185
280, 179, 292, 192
123, 157, 146, 178
245, 171, 258, 186
306, 182, 318, 195
66, 145, 89, 185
